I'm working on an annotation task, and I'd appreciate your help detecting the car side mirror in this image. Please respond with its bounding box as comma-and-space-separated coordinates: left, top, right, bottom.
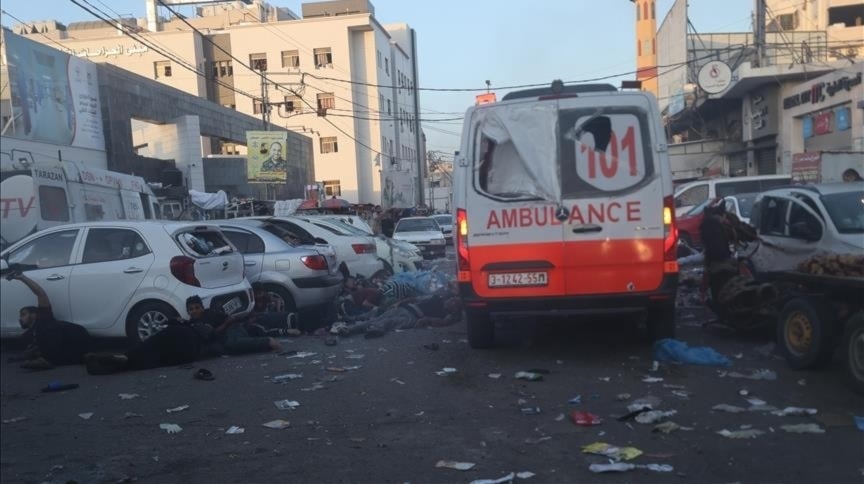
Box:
0, 259, 8, 272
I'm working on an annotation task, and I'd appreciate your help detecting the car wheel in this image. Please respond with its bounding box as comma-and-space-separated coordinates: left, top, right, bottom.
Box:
126, 301, 178, 343
647, 303, 676, 341
466, 309, 494, 349
263, 284, 297, 313
842, 313, 864, 394
777, 297, 837, 369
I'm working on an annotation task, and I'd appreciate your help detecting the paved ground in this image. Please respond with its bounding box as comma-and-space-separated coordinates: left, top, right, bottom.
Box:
2, 262, 863, 483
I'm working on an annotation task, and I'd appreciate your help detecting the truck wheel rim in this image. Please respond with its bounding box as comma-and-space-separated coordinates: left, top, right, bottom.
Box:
786, 311, 813, 356
139, 311, 168, 340
851, 328, 864, 382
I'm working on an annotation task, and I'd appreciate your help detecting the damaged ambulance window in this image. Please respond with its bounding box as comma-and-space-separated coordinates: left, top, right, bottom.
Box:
476, 135, 537, 199
560, 111, 653, 197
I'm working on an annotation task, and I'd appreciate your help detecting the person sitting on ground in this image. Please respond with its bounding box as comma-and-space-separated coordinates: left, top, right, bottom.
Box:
335, 286, 463, 338
85, 322, 203, 375
244, 284, 301, 337
6, 271, 91, 370
184, 295, 282, 355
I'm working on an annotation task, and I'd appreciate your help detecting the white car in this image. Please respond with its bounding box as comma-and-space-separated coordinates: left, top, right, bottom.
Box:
433, 214, 454, 244
393, 216, 447, 260
306, 215, 425, 273
0, 221, 253, 341
263, 217, 385, 278
747, 183, 864, 274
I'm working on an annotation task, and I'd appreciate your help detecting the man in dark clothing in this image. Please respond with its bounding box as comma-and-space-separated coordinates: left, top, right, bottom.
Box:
185, 295, 281, 355
381, 214, 395, 238
699, 202, 738, 316
7, 272, 91, 370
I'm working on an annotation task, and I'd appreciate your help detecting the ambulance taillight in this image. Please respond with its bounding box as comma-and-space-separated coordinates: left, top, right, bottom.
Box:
456, 209, 471, 281
662, 195, 679, 273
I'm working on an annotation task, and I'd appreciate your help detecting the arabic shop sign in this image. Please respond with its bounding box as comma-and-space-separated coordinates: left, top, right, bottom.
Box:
65, 44, 150, 58
783, 72, 862, 110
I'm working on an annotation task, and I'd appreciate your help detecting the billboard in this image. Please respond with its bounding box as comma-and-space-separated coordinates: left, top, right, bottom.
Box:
656, 0, 688, 116
2, 31, 105, 151
246, 131, 288, 182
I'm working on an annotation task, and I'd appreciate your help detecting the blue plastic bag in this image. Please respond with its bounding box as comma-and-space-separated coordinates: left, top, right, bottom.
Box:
653, 338, 732, 367
388, 270, 453, 296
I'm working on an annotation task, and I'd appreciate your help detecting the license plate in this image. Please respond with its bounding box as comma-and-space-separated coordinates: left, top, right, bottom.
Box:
222, 297, 242, 314
488, 272, 548, 288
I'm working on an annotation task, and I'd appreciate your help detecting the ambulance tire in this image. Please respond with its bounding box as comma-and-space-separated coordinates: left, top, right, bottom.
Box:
466, 310, 494, 349
647, 303, 676, 341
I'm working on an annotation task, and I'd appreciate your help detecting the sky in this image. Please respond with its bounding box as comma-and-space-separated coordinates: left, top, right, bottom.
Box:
1, 0, 755, 156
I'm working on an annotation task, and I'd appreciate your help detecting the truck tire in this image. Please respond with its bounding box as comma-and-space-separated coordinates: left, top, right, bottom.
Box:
126, 301, 178, 343
777, 297, 837, 370
466, 310, 494, 349
647, 303, 676, 341
842, 313, 864, 395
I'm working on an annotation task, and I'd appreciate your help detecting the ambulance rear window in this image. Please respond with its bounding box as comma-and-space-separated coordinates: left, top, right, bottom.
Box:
560, 109, 654, 198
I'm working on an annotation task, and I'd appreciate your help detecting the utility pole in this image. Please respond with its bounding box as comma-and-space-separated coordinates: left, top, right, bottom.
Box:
754, 0, 766, 67
260, 74, 271, 130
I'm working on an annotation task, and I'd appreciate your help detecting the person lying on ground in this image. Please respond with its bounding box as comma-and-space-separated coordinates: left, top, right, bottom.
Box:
85, 323, 202, 375
338, 275, 385, 319
6, 271, 91, 370
335, 293, 463, 338
185, 295, 282, 355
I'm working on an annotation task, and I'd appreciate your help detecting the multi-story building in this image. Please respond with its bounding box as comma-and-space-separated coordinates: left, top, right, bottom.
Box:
15, 0, 423, 206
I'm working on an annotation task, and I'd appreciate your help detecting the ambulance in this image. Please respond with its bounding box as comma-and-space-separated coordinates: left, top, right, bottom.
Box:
453, 81, 678, 348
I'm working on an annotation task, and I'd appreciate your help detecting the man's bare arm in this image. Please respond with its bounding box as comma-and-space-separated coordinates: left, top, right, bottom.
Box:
8, 273, 50, 308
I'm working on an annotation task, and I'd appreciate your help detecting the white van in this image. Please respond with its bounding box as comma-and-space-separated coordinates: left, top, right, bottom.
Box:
453, 81, 679, 348
0, 162, 160, 249
674, 174, 791, 216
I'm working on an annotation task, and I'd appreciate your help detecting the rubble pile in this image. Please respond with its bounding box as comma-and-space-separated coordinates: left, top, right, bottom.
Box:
797, 255, 864, 278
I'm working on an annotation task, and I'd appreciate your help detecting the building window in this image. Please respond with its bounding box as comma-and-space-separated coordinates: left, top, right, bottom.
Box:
636, 2, 640, 20
777, 13, 798, 30
317, 92, 335, 111
320, 136, 338, 154
284, 95, 302, 113
281, 50, 300, 68
376, 50, 381, 68
385, 57, 389, 75
387, 99, 392, 116
154, 60, 172, 78
637, 40, 642, 56
250, 53, 267, 72
652, 38, 656, 54
314, 47, 333, 68
323, 180, 341, 197
379, 94, 385, 111
643, 2, 648, 20
651, 1, 655, 19
211, 60, 233, 78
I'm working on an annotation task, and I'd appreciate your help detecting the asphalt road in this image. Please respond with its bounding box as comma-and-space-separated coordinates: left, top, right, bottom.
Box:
2, 258, 863, 483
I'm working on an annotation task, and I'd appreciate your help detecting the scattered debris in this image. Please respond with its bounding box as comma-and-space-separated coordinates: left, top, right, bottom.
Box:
781, 424, 825, 434
390, 378, 406, 385
470, 472, 515, 484
435, 460, 475, 471
262, 420, 291, 430
745, 397, 768, 407
642, 376, 664, 383
300, 382, 326, 392
654, 338, 731, 367
436, 368, 458, 376
159, 423, 182, 434
598, 377, 611, 382
581, 442, 642, 461
635, 410, 677, 424
123, 412, 143, 419
271, 373, 303, 383
650, 360, 660, 372
568, 395, 582, 404
225, 426, 245, 434
524, 436, 552, 445
78, 412, 94, 420
521, 407, 542, 415
671, 390, 691, 399
345, 354, 365, 360
616, 393, 631, 401
738, 389, 750, 396
1, 417, 29, 424
713, 404, 747, 413
516, 471, 536, 479
118, 393, 139, 400
488, 373, 502, 379
771, 407, 818, 417
718, 369, 778, 381
166, 405, 189, 414
41, 382, 79, 393
754, 342, 776, 358
274, 400, 300, 410
286, 351, 317, 359
653, 421, 683, 434
589, 463, 674, 474
798, 379, 807, 386
717, 429, 764, 439
514, 371, 544, 381
554, 413, 565, 422
571, 411, 602, 426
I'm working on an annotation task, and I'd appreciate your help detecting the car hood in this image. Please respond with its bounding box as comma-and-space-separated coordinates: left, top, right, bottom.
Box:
393, 231, 444, 242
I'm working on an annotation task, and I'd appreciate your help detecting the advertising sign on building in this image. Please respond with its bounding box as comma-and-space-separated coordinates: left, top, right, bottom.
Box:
791, 152, 822, 183
2, 31, 105, 151
246, 131, 288, 183
697, 61, 733, 94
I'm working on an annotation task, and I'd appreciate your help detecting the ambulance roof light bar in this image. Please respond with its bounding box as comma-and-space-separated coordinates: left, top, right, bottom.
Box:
503, 81, 617, 101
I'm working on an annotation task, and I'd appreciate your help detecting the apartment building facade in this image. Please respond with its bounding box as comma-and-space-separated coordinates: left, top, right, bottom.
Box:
16, 0, 423, 206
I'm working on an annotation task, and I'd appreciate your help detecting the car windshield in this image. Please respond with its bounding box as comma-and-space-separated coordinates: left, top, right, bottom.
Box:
396, 218, 439, 232
821, 191, 864, 234
434, 215, 453, 225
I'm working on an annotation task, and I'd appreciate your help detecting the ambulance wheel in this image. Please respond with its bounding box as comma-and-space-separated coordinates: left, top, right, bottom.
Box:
466, 310, 494, 349
647, 303, 676, 341
841, 313, 864, 394
777, 298, 837, 370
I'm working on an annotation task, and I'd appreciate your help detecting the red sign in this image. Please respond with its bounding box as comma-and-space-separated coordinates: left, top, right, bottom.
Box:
813, 111, 833, 135
791, 152, 822, 183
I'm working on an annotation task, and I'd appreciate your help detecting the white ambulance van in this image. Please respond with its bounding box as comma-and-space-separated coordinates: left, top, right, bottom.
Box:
453, 81, 679, 348
1, 161, 160, 249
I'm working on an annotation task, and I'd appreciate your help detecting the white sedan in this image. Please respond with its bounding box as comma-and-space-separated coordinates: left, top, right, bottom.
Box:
393, 217, 447, 260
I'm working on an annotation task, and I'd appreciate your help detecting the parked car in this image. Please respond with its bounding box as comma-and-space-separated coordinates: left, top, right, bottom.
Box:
674, 175, 791, 216
677, 193, 757, 249
215, 219, 343, 314
392, 216, 447, 259
257, 217, 384, 278
433, 214, 454, 244
290, 216, 386, 277
0, 221, 253, 342
747, 183, 864, 274
306, 215, 425, 273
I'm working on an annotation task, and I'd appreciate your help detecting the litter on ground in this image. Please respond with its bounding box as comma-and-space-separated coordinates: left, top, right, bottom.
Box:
118, 393, 139, 400
718, 369, 778, 381
159, 423, 182, 434
274, 400, 300, 410
581, 442, 643, 461
166, 405, 189, 414
635, 410, 677, 424
781, 423, 826, 434
717, 429, 765, 439
514, 371, 544, 381
435, 460, 475, 471
712, 404, 747, 413
262, 420, 291, 430
589, 463, 674, 473
771, 407, 818, 417
571, 411, 602, 426
654, 338, 731, 367
78, 413, 93, 420
225, 426, 245, 434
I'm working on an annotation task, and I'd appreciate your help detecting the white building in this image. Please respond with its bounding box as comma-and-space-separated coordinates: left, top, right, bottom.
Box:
15, 0, 424, 206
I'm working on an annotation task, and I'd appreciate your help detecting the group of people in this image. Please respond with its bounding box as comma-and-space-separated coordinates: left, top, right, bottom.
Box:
6, 272, 299, 376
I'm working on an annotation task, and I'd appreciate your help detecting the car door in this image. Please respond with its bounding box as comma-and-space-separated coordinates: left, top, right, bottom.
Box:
0, 229, 80, 335
221, 229, 265, 283
69, 227, 156, 329
752, 195, 826, 273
